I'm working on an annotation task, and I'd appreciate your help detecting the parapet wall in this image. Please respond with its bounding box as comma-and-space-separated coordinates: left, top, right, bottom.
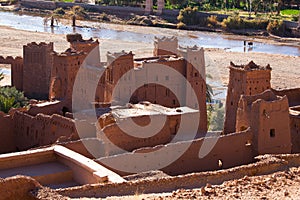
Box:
13, 112, 80, 150
0, 56, 24, 90
272, 88, 300, 107
97, 129, 254, 176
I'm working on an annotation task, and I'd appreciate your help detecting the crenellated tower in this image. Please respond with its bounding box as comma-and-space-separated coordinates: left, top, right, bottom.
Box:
178, 45, 207, 134
153, 36, 178, 56
223, 61, 272, 134
23, 42, 54, 99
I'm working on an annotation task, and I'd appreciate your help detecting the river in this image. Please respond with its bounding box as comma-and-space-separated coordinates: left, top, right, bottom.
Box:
0, 11, 299, 56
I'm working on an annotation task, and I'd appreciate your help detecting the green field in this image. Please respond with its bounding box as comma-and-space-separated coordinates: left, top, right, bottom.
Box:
280, 9, 300, 16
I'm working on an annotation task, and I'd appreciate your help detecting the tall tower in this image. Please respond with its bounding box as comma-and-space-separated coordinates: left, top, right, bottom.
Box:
153, 36, 178, 56
23, 42, 54, 99
178, 45, 207, 134
105, 51, 134, 104
223, 61, 272, 134
50, 48, 86, 111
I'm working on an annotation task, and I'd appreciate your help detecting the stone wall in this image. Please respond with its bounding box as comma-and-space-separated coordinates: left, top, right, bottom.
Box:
97, 129, 254, 176
0, 112, 16, 154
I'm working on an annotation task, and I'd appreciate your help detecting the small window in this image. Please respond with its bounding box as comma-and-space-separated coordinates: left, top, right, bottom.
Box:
165, 76, 169, 81
173, 100, 176, 105
270, 129, 275, 138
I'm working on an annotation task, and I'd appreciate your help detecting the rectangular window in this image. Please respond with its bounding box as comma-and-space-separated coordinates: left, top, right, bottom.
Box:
270, 129, 275, 138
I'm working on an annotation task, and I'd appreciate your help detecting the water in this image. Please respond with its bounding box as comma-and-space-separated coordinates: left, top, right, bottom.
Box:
0, 11, 299, 56
0, 68, 10, 75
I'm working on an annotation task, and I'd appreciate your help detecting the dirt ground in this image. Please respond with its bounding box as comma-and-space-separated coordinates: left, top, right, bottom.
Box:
96, 166, 300, 200
0, 24, 299, 90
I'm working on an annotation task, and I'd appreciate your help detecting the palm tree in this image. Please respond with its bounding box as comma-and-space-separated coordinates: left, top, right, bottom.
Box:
44, 8, 66, 27
44, 14, 60, 27
67, 6, 88, 27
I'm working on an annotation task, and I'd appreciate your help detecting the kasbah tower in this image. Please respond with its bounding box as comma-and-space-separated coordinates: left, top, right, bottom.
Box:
223, 61, 272, 134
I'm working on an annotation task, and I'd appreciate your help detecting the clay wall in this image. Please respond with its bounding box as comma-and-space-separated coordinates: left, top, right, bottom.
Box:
26, 100, 65, 116
97, 129, 254, 176
50, 50, 86, 111
237, 90, 291, 155
272, 88, 300, 107
13, 112, 80, 150
289, 106, 300, 153
0, 112, 16, 154
0, 56, 23, 90
98, 115, 174, 154
129, 59, 186, 108
23, 42, 54, 99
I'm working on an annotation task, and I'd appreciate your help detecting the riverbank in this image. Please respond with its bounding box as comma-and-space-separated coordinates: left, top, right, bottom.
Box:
0, 24, 299, 90
1, 3, 300, 48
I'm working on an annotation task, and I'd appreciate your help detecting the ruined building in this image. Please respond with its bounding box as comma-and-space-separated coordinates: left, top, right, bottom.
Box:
223, 61, 272, 134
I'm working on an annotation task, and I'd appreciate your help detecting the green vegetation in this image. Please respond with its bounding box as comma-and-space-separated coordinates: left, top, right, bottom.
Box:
0, 72, 28, 113
209, 105, 225, 131
281, 9, 300, 16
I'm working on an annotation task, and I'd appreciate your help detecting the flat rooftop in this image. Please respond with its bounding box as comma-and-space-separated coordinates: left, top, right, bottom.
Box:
111, 102, 198, 119
0, 145, 125, 189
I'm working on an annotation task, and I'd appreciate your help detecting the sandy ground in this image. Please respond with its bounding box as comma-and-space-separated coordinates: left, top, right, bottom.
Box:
0, 24, 299, 89
93, 166, 300, 200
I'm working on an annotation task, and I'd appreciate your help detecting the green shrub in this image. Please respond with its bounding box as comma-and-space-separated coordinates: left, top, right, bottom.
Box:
177, 7, 207, 26
0, 86, 28, 113
222, 15, 269, 30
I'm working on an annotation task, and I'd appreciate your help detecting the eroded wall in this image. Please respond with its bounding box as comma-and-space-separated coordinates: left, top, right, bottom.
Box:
13, 112, 80, 150
0, 112, 16, 154
97, 129, 254, 176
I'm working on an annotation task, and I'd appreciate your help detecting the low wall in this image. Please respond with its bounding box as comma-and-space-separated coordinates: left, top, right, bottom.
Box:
97, 129, 254, 176
0, 112, 16, 154
26, 101, 64, 116
272, 88, 300, 107
57, 154, 295, 198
